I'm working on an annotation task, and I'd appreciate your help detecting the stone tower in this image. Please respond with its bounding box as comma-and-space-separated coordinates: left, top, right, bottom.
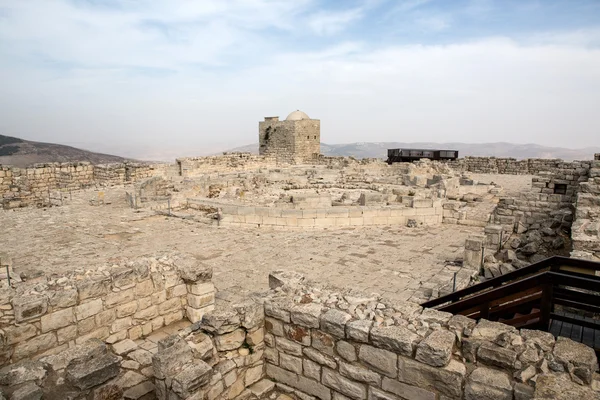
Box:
259, 110, 320, 162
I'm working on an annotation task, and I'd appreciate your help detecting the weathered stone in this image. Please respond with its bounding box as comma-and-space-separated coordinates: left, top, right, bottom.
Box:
303, 347, 337, 369
346, 320, 372, 343
127, 349, 153, 366
174, 258, 212, 283
339, 361, 381, 386
465, 367, 512, 400
0, 360, 46, 386
171, 361, 213, 398
112, 339, 138, 355
249, 379, 275, 398
265, 317, 285, 337
290, 303, 322, 328
9, 382, 42, 400
513, 382, 534, 400
92, 383, 124, 400
264, 300, 292, 323
246, 327, 264, 346
276, 336, 303, 356
381, 377, 436, 400
447, 314, 476, 339
13, 332, 57, 361
113, 371, 146, 390
320, 309, 352, 338
245, 363, 263, 386
370, 326, 419, 357
65, 350, 121, 390
152, 336, 193, 380
303, 358, 321, 381
552, 337, 598, 384
477, 342, 517, 369
418, 308, 452, 326
358, 345, 397, 378
312, 330, 335, 356
520, 329, 555, 352
266, 364, 331, 400
336, 341, 356, 362
397, 356, 465, 399
322, 368, 367, 400
268, 270, 305, 290
4, 324, 37, 345
12, 295, 47, 323
123, 381, 155, 400
76, 299, 103, 321
533, 373, 598, 400
415, 329, 455, 367
214, 328, 246, 351
279, 353, 302, 374
284, 324, 311, 346
470, 319, 517, 342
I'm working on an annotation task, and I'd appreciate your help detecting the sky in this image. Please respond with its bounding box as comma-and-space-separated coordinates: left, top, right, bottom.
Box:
1, 0, 600, 160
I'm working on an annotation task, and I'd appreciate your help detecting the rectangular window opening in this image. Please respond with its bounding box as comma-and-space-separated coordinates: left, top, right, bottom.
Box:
554, 184, 567, 195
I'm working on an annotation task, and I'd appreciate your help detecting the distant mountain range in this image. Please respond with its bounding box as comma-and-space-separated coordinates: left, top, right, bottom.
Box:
0, 134, 130, 167
2, 133, 598, 168
226, 142, 600, 161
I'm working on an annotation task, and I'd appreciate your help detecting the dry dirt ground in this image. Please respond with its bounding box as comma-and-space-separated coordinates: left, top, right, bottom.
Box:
0, 173, 533, 303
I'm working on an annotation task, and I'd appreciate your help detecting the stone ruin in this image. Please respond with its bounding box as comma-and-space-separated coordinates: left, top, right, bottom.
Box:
0, 260, 597, 400
1, 113, 600, 399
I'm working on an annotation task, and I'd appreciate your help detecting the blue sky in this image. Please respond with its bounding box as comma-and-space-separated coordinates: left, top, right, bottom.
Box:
0, 0, 599, 160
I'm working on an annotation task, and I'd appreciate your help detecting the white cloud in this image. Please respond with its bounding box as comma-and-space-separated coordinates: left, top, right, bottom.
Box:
0, 1, 599, 159
306, 8, 364, 36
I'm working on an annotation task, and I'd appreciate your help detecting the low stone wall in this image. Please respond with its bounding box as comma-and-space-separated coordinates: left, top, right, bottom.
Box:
493, 193, 574, 230
571, 160, 600, 261
0, 162, 173, 209
261, 271, 598, 400
0, 254, 215, 365
153, 299, 267, 399
187, 198, 443, 228
446, 157, 592, 176
177, 153, 278, 178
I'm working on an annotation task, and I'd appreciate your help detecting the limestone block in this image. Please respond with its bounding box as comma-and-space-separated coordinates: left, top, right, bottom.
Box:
105, 288, 135, 308
464, 367, 512, 400
370, 326, 419, 357
12, 295, 48, 323
9, 382, 42, 400
246, 327, 264, 346
290, 303, 322, 328
75, 299, 103, 321
476, 342, 517, 369
75, 327, 109, 344
303, 347, 337, 369
397, 357, 465, 399
112, 339, 138, 355
264, 300, 292, 323
312, 330, 335, 356
95, 309, 117, 327
116, 301, 138, 318
76, 276, 110, 301
415, 329, 455, 367
380, 378, 435, 400
123, 381, 155, 400
279, 353, 302, 374
533, 373, 597, 400
187, 293, 215, 309
284, 324, 310, 346
175, 258, 212, 283
171, 361, 213, 398
552, 336, 598, 384
266, 364, 331, 400
320, 309, 352, 338
276, 336, 303, 357
520, 329, 555, 352
214, 328, 246, 351
357, 345, 397, 378
303, 358, 321, 381
322, 368, 367, 400
346, 320, 372, 343
13, 332, 57, 361
4, 324, 37, 345
65, 350, 120, 390
0, 360, 47, 386
57, 325, 78, 344
339, 361, 380, 386
152, 337, 193, 380
187, 282, 215, 296
167, 283, 187, 299
48, 289, 78, 308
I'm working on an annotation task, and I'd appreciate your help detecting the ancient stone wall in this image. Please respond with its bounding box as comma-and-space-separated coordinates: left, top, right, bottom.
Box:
571, 160, 600, 261
0, 254, 215, 365
445, 157, 592, 176
177, 153, 277, 178
259, 118, 320, 163
0, 162, 173, 209
187, 199, 443, 229
260, 271, 598, 400
595, 153, 600, 161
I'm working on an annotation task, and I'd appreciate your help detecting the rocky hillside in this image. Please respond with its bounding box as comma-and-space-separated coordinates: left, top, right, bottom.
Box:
227, 142, 600, 161
0, 134, 130, 167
